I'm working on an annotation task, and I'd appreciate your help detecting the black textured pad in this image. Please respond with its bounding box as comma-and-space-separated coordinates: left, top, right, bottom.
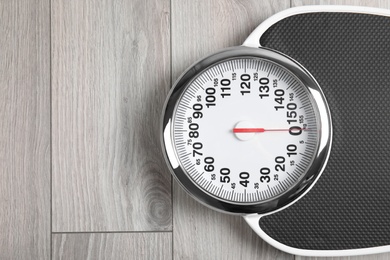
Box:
259, 12, 390, 250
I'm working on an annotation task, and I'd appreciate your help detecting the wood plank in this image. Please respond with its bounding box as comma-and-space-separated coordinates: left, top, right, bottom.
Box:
52, 232, 172, 260
0, 0, 50, 259
174, 189, 292, 260
293, 1, 390, 260
171, 0, 293, 259
172, 0, 290, 80
52, 0, 172, 232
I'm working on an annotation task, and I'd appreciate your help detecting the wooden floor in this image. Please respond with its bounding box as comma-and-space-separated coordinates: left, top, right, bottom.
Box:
1, 0, 390, 259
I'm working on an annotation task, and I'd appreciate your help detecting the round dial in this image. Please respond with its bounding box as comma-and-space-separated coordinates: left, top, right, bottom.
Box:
162, 47, 331, 214
174, 58, 318, 203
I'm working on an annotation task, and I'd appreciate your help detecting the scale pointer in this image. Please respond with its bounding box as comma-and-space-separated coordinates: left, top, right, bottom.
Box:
233, 128, 307, 133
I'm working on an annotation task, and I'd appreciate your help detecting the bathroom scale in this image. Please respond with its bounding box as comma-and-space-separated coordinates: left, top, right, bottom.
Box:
161, 5, 390, 256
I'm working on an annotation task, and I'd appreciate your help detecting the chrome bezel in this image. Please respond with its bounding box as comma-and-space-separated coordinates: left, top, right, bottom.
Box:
161, 46, 332, 214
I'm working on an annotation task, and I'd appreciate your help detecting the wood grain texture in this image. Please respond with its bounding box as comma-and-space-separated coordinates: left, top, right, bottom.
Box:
172, 0, 290, 80
52, 0, 172, 232
292, 1, 390, 260
52, 232, 172, 260
174, 187, 292, 260
171, 0, 293, 259
0, 0, 50, 259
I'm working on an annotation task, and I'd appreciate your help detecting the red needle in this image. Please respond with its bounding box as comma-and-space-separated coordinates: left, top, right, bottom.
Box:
233, 128, 307, 133
233, 128, 265, 133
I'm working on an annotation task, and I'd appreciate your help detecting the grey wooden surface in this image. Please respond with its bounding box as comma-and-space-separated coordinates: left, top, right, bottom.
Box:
1, 0, 390, 259
0, 0, 50, 259
52, 233, 172, 260
51, 0, 172, 232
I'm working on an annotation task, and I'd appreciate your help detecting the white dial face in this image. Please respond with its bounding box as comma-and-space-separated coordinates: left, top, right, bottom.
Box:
172, 58, 319, 204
